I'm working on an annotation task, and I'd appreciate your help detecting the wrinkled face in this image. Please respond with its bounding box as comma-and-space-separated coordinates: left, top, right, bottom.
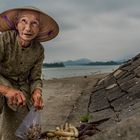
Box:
16, 10, 40, 42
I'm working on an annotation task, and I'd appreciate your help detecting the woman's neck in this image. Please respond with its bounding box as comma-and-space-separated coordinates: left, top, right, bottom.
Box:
17, 36, 31, 48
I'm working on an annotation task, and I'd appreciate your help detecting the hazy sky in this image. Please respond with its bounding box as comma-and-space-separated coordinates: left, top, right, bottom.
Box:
1, 0, 140, 62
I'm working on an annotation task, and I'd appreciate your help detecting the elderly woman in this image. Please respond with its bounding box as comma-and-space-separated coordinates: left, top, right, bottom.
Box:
0, 7, 59, 139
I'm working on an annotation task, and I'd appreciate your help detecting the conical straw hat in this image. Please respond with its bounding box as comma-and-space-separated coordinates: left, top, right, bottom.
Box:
0, 6, 59, 42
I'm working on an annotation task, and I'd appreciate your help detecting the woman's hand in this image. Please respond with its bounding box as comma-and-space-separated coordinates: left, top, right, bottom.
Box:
31, 88, 44, 110
4, 87, 26, 107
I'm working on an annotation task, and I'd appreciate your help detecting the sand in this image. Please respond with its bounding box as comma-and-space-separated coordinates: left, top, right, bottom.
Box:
41, 73, 108, 131
0, 73, 108, 140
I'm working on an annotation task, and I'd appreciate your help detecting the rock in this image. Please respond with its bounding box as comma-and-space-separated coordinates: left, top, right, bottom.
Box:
113, 69, 126, 79
67, 90, 91, 126
67, 53, 140, 140
89, 109, 114, 123
89, 89, 110, 112
106, 85, 125, 101
111, 92, 139, 111
119, 77, 139, 91
86, 116, 140, 140
103, 75, 116, 87
117, 73, 135, 85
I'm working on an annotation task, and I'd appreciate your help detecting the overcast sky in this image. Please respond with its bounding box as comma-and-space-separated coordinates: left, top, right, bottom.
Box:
1, 0, 140, 62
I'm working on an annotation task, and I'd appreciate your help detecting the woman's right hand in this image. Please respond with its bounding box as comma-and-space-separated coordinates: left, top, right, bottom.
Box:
4, 87, 26, 107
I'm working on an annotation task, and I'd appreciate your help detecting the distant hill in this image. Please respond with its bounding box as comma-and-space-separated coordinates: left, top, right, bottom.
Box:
63, 58, 126, 66
85, 60, 124, 66
63, 58, 92, 66
43, 58, 127, 68
43, 62, 65, 68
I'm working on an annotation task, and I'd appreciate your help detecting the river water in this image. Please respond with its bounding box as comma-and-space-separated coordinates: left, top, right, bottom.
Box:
42, 65, 120, 80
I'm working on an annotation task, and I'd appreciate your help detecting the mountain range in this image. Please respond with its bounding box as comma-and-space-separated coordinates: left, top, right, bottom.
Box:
43, 58, 127, 68
63, 58, 92, 65
63, 58, 126, 66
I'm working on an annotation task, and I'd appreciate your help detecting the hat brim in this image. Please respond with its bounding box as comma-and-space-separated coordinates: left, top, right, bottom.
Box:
0, 7, 59, 42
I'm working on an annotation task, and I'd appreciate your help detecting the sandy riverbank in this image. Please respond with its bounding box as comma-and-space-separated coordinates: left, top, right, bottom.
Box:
41, 73, 109, 131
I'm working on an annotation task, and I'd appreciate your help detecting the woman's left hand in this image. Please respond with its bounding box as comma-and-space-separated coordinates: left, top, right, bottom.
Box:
31, 89, 44, 110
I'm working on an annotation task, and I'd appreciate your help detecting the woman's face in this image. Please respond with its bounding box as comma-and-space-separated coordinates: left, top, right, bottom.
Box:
17, 11, 40, 42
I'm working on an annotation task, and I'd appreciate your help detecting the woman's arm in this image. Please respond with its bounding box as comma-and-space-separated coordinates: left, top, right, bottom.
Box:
0, 84, 26, 107
29, 47, 44, 110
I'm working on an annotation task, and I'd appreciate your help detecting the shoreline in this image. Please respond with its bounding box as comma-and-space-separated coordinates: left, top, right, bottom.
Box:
41, 73, 109, 130
42, 64, 119, 80
43, 72, 110, 82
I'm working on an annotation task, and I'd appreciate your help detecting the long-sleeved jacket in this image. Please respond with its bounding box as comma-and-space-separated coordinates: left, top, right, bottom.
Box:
0, 30, 44, 95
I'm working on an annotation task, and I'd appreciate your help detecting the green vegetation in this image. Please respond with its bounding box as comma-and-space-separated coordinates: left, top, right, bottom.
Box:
63, 59, 126, 66
43, 59, 126, 68
43, 62, 65, 68
80, 113, 92, 123
85, 61, 124, 66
